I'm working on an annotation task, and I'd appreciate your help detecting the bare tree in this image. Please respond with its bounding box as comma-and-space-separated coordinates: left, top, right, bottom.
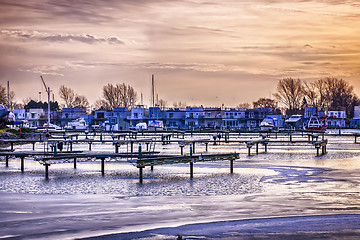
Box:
59, 85, 75, 108
101, 83, 138, 109
322, 77, 359, 116
253, 98, 277, 109
303, 82, 318, 107
73, 95, 89, 110
157, 99, 167, 110
0, 84, 17, 109
59, 85, 89, 111
236, 103, 251, 109
273, 77, 304, 115
0, 85, 7, 105
173, 101, 187, 108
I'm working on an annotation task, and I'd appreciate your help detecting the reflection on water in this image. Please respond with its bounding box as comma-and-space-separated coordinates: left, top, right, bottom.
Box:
0, 163, 264, 196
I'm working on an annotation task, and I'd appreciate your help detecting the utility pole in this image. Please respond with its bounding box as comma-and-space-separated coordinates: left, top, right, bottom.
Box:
7, 81, 9, 109
40, 76, 51, 125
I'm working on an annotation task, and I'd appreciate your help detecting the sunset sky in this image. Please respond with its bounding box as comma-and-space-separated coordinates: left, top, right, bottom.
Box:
0, 0, 360, 108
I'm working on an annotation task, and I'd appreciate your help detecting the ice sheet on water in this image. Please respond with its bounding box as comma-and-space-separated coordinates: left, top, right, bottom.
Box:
0, 165, 265, 196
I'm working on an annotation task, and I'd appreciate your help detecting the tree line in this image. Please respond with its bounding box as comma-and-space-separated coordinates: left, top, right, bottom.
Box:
273, 77, 359, 117
0, 77, 359, 117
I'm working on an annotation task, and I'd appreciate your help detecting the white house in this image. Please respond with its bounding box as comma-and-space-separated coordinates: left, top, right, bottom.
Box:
27, 108, 45, 128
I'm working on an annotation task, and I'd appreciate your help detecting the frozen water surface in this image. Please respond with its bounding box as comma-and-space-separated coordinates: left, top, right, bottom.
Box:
1, 133, 360, 239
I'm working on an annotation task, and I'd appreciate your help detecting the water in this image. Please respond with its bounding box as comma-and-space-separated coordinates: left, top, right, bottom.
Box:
1, 132, 360, 239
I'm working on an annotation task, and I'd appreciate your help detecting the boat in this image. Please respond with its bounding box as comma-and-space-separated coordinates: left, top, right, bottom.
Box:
260, 117, 275, 131
39, 123, 62, 131
148, 120, 163, 130
65, 118, 88, 130
305, 115, 327, 131
0, 104, 10, 127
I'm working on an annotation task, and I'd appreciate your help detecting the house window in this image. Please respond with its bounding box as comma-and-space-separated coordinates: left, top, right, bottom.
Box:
249, 112, 254, 118
169, 113, 174, 118
134, 113, 138, 118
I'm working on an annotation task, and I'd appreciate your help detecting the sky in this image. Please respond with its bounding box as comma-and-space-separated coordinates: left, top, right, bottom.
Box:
0, 0, 360, 108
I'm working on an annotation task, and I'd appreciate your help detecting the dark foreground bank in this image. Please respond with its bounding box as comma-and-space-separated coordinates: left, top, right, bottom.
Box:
81, 214, 360, 240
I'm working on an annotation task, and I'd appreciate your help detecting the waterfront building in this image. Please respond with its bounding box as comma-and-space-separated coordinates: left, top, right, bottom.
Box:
245, 108, 273, 129
127, 106, 148, 127
327, 110, 346, 128
185, 107, 205, 128
106, 107, 130, 131
222, 108, 246, 129
284, 115, 303, 129
204, 107, 223, 129
27, 108, 46, 128
350, 106, 360, 128
60, 108, 87, 126
164, 108, 186, 129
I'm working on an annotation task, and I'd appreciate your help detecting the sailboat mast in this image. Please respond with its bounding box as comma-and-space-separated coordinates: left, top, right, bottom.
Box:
151, 74, 155, 107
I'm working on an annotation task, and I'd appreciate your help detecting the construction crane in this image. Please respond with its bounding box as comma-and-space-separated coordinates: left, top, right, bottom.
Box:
40, 75, 51, 125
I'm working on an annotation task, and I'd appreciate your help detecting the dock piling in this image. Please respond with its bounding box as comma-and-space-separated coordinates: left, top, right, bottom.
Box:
74, 158, 77, 169
230, 159, 234, 174
190, 161, 194, 179
5, 155, 9, 167
180, 144, 184, 155
101, 157, 105, 177
139, 167, 144, 183
44, 163, 50, 179
20, 156, 24, 173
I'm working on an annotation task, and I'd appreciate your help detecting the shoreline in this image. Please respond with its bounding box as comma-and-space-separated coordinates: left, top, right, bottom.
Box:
79, 214, 360, 240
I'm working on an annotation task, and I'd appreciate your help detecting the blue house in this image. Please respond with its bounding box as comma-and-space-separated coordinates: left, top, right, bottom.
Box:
164, 108, 186, 129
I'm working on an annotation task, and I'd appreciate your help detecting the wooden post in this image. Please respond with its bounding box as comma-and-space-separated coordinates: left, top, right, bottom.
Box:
316, 146, 320, 157
230, 159, 234, 174
264, 143, 268, 153
190, 146, 194, 179
256, 143, 259, 155
5, 155, 9, 167
32, 142, 35, 150
248, 146, 251, 156
44, 163, 50, 180
180, 145, 184, 155
74, 158, 77, 169
10, 142, 14, 151
101, 157, 105, 177
205, 142, 208, 151
139, 167, 144, 183
88, 142, 92, 151
20, 156, 24, 173
130, 141, 134, 154
192, 142, 195, 154
146, 142, 150, 151
151, 165, 154, 171
70, 141, 73, 151
115, 143, 119, 153
190, 161, 194, 179
138, 143, 142, 159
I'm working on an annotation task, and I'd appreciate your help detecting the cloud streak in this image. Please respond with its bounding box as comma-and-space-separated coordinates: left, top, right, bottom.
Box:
0, 30, 124, 45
